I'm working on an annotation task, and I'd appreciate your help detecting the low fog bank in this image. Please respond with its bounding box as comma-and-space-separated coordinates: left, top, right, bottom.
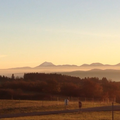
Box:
0, 66, 120, 81
61, 69, 120, 82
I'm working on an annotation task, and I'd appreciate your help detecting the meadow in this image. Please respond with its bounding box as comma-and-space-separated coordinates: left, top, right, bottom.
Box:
0, 99, 119, 119
0, 99, 115, 115
2, 111, 120, 120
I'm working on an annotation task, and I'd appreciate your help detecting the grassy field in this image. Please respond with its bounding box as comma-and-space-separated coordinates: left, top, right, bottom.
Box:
0, 99, 119, 120
0, 99, 116, 115
2, 111, 120, 120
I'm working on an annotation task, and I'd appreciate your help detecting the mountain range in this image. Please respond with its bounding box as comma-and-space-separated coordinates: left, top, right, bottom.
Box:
2, 62, 120, 69
17, 61, 120, 68
35, 62, 120, 68
1, 62, 120, 81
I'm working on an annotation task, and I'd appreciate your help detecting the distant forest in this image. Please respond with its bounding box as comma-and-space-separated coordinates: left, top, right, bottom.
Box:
0, 73, 120, 102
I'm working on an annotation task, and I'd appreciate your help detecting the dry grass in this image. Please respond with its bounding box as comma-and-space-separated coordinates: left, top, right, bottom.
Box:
2, 111, 120, 120
0, 99, 117, 115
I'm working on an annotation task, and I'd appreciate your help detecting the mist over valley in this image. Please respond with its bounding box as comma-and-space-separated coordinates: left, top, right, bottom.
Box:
1, 62, 120, 81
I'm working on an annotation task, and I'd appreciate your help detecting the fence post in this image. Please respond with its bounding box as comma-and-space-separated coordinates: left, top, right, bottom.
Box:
19, 99, 20, 112
112, 102, 114, 120
42, 100, 43, 107
2, 101, 3, 110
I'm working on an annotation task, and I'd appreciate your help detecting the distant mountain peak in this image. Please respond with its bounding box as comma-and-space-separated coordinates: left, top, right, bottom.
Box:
81, 63, 104, 67
90, 63, 104, 66
37, 62, 55, 67
115, 63, 120, 66
80, 64, 89, 67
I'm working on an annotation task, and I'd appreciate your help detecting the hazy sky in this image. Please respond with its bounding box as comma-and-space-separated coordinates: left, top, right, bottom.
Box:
0, 0, 120, 68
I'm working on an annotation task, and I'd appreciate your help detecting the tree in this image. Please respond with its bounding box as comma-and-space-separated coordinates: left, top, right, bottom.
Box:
11, 74, 15, 80
44, 79, 60, 94
61, 83, 79, 96
82, 79, 103, 98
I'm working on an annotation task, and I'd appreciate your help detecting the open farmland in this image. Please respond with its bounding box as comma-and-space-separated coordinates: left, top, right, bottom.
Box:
0, 99, 116, 115
1, 111, 120, 120
0, 99, 120, 119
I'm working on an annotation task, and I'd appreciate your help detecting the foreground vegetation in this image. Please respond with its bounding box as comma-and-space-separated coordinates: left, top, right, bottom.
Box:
0, 100, 119, 120
2, 111, 120, 120
0, 99, 118, 115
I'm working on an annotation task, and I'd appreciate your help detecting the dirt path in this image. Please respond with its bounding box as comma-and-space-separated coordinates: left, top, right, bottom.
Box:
0, 105, 120, 118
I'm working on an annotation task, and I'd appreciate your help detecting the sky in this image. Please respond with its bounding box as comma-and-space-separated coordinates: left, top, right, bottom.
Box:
0, 0, 120, 69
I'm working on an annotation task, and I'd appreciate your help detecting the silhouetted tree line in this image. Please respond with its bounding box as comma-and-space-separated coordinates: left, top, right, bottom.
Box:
0, 73, 120, 102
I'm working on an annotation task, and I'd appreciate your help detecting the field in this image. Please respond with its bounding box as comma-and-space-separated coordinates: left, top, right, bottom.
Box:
2, 111, 120, 120
0, 99, 115, 114
0, 99, 119, 120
